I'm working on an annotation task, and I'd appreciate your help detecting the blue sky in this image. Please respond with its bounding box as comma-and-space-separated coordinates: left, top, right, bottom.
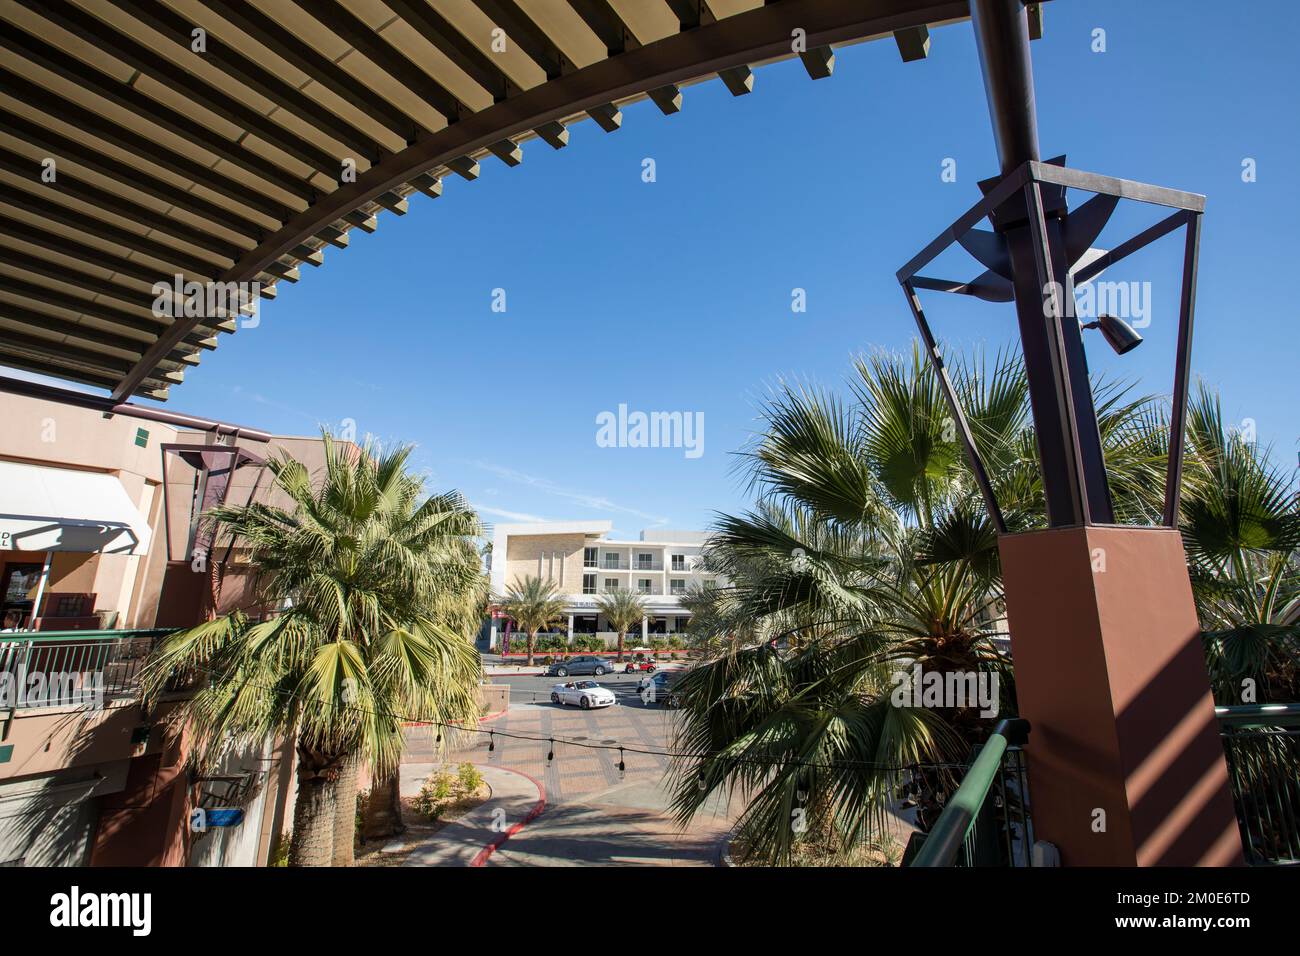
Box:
132, 0, 1299, 536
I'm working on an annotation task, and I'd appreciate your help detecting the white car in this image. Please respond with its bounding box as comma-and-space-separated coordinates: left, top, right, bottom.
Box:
550, 680, 616, 710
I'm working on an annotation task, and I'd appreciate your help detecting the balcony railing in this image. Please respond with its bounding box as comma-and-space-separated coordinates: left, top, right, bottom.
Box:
0, 628, 173, 709
908, 718, 1034, 867
905, 705, 1300, 867
598, 558, 666, 571
1218, 703, 1300, 866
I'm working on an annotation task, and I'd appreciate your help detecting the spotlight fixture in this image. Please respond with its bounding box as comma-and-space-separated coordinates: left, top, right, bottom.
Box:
1082, 314, 1143, 355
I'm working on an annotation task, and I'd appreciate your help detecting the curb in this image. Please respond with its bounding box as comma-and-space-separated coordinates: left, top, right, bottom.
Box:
469, 766, 546, 867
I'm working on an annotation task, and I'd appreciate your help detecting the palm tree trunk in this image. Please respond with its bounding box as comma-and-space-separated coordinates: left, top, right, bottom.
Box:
526, 629, 536, 666
331, 753, 361, 865
288, 748, 341, 867
361, 768, 405, 840
616, 630, 624, 661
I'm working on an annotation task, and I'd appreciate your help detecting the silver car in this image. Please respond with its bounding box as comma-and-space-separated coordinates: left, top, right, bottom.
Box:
546, 655, 614, 677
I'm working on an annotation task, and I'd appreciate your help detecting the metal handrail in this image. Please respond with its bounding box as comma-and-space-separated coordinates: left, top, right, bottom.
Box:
911, 717, 1031, 867
1217, 703, 1300, 865
0, 628, 175, 708
1216, 703, 1300, 728
0, 627, 176, 644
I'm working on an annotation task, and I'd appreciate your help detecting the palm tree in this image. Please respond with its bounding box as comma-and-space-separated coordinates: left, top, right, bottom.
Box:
596, 588, 647, 661
671, 345, 1164, 864
1179, 386, 1300, 703
499, 575, 568, 665
141, 434, 485, 866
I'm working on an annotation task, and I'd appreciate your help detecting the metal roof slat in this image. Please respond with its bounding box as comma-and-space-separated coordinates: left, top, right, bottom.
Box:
0, 66, 300, 227
0, 25, 320, 204
0, 107, 269, 239
471, 0, 569, 79
189, 0, 420, 145
116, 0, 388, 164
0, 147, 244, 262
0, 273, 212, 347
381, 0, 519, 102
0, 188, 223, 279
16, 0, 344, 175
288, 0, 469, 125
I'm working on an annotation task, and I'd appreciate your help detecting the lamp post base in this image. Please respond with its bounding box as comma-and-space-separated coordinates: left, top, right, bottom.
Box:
999, 525, 1243, 866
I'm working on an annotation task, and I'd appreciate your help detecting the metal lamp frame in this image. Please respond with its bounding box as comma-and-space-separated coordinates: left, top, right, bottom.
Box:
896, 159, 1204, 534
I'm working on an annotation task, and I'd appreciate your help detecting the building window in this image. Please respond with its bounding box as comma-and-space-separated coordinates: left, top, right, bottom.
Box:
637, 552, 653, 569
582, 573, 596, 595
670, 579, 686, 595
605, 578, 619, 592
584, 547, 598, 568
671, 554, 686, 571
604, 553, 620, 569
638, 579, 652, 594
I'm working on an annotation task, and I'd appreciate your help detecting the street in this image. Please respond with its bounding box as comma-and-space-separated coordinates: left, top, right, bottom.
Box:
402, 671, 736, 866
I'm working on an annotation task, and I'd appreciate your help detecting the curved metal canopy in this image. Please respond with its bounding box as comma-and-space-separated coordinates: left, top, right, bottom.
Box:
0, 0, 1043, 401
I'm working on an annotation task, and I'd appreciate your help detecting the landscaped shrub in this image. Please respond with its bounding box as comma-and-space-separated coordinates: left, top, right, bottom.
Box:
413, 769, 455, 819
457, 762, 484, 793
411, 764, 488, 822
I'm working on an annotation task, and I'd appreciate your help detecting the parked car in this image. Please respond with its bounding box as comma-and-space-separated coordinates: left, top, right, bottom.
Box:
637, 671, 682, 708
550, 680, 617, 709
546, 655, 614, 677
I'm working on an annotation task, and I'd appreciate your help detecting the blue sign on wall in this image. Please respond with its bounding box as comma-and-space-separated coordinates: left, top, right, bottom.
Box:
190, 807, 245, 831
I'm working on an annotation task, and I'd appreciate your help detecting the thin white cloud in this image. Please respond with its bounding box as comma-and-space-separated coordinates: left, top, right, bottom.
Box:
474, 504, 550, 523
470, 461, 670, 526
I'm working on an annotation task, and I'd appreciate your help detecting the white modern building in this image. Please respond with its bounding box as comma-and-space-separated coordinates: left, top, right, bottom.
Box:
487, 521, 721, 649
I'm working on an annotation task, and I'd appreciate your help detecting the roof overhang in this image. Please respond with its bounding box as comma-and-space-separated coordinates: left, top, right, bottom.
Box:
0, 0, 1049, 403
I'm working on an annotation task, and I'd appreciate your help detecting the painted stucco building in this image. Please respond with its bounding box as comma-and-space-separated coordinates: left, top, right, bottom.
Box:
0, 391, 342, 867
487, 521, 722, 649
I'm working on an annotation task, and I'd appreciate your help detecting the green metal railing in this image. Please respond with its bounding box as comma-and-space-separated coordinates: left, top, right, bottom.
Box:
0, 628, 174, 708
909, 717, 1033, 867
1217, 703, 1300, 866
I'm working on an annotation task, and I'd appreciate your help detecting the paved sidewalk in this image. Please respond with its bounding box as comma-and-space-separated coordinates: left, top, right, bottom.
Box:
401, 764, 544, 867
485, 777, 730, 867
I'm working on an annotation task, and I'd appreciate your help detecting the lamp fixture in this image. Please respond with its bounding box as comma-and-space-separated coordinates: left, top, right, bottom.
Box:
1082, 314, 1143, 355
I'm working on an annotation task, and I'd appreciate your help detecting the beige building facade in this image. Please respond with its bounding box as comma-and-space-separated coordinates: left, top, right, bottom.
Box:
488, 521, 721, 649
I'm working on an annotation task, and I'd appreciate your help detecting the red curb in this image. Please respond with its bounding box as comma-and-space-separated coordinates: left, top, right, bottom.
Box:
469, 766, 546, 867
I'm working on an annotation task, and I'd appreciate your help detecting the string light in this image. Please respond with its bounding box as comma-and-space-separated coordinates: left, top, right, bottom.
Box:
171, 660, 970, 775
547, 738, 554, 763
617, 747, 625, 778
